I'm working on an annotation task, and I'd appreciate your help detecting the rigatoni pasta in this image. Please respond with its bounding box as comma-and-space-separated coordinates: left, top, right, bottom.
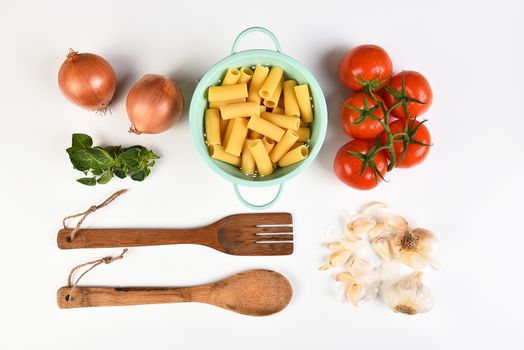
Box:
247, 116, 285, 142
294, 84, 313, 123
208, 83, 248, 102
248, 139, 273, 176
238, 67, 254, 84
220, 102, 260, 119
241, 140, 256, 175
261, 112, 300, 131
283, 80, 301, 116
205, 109, 221, 146
209, 145, 241, 167
278, 145, 309, 167
204, 64, 314, 177
259, 67, 283, 99
225, 118, 248, 156
248, 65, 269, 104
222, 68, 241, 86
269, 129, 299, 163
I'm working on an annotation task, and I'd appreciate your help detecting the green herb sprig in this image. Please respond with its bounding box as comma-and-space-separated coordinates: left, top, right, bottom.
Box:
66, 133, 159, 186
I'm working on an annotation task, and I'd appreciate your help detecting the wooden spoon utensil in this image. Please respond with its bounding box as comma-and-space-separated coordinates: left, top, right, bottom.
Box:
57, 213, 293, 256
57, 269, 292, 316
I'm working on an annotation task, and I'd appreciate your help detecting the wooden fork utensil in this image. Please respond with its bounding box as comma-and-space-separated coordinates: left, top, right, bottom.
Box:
57, 269, 292, 316
57, 213, 293, 256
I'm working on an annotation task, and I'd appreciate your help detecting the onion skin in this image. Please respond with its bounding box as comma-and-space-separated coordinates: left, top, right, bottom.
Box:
126, 74, 184, 134
58, 49, 117, 112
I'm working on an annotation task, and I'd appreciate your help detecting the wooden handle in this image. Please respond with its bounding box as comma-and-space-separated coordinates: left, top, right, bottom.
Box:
57, 286, 212, 308
57, 226, 218, 249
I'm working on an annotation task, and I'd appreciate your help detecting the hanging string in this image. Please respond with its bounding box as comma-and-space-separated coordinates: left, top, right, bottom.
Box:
65, 249, 128, 301
62, 189, 128, 241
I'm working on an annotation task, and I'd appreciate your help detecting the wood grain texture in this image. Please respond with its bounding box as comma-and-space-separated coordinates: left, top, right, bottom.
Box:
57, 213, 293, 256
57, 269, 293, 316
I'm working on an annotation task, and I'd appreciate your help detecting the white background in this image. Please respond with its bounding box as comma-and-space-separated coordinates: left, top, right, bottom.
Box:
1, 0, 523, 349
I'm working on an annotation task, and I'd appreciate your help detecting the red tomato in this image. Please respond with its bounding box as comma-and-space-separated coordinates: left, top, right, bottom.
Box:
382, 119, 431, 168
383, 71, 433, 119
341, 92, 385, 139
333, 139, 388, 190
339, 45, 393, 91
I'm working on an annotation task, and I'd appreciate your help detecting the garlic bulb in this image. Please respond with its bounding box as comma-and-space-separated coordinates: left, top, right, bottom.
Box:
392, 228, 439, 269
383, 271, 433, 315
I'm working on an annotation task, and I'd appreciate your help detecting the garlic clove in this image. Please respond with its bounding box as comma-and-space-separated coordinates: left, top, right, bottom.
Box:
368, 223, 386, 240
346, 257, 373, 282
386, 215, 409, 233
327, 241, 345, 250
335, 272, 357, 283
383, 271, 433, 315
393, 228, 439, 269
345, 229, 362, 242
348, 215, 377, 233
345, 283, 363, 306
319, 263, 331, 271
372, 237, 393, 261
360, 201, 388, 215
328, 249, 352, 267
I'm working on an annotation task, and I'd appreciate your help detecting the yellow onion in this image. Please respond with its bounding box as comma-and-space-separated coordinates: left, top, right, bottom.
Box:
126, 74, 184, 134
58, 49, 116, 112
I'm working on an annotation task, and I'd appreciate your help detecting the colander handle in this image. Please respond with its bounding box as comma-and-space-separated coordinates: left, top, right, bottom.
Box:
231, 27, 282, 54
233, 183, 284, 210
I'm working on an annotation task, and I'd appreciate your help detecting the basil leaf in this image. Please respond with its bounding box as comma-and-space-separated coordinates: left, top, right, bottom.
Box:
114, 169, 126, 179
97, 172, 113, 184
130, 170, 146, 181
77, 177, 96, 186
119, 148, 141, 169
70, 150, 94, 171
103, 146, 121, 158
72, 134, 93, 149
85, 147, 114, 168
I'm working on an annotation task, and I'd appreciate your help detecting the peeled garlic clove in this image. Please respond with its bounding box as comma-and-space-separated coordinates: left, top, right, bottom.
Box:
348, 215, 377, 233
327, 241, 345, 250
383, 271, 433, 315
328, 249, 352, 267
386, 215, 409, 233
347, 257, 372, 281
372, 237, 392, 260
336, 272, 357, 283
360, 201, 388, 215
345, 229, 362, 242
393, 228, 439, 269
319, 263, 331, 271
368, 223, 386, 240
345, 283, 363, 306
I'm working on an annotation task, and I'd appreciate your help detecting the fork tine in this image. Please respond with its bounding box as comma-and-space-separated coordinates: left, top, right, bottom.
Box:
232, 212, 292, 226
255, 226, 293, 234
251, 242, 294, 256
255, 234, 293, 242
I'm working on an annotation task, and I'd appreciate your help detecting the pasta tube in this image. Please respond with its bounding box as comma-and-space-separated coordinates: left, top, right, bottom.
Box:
204, 108, 221, 145
222, 68, 241, 86
248, 65, 269, 104
225, 118, 249, 156
259, 67, 284, 100
209, 145, 241, 167
269, 129, 299, 163
238, 67, 254, 84
294, 84, 313, 123
208, 83, 248, 102
241, 140, 256, 175
278, 145, 308, 167
283, 80, 301, 116
247, 116, 285, 142
261, 112, 300, 131
248, 139, 273, 176
220, 102, 260, 119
